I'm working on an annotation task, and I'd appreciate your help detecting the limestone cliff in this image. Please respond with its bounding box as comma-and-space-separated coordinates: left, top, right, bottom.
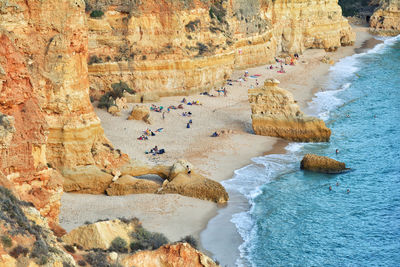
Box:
0, 0, 128, 225
86, 0, 355, 98
248, 79, 331, 142
370, 0, 400, 36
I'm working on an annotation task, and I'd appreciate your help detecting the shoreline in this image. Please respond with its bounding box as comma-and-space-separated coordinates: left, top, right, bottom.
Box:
59, 25, 377, 265
199, 25, 380, 266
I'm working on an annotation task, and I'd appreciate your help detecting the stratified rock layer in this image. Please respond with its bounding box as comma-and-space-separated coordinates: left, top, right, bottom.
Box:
300, 154, 349, 174
249, 79, 331, 142
86, 0, 355, 98
370, 0, 400, 36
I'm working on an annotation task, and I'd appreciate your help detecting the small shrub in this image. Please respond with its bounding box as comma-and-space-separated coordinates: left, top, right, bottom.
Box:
84, 251, 109, 267
9, 245, 29, 258
78, 260, 87, 266
118, 217, 131, 224
36, 255, 48, 265
31, 239, 49, 259
179, 235, 198, 249
64, 244, 76, 253
130, 226, 169, 252
88, 55, 103, 65
185, 19, 200, 32
90, 10, 104, 18
109, 237, 128, 253
1, 235, 12, 248
197, 42, 209, 56
84, 221, 91, 225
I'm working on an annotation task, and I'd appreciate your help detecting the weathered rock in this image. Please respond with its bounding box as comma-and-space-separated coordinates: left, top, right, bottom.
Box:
169, 159, 193, 181
108, 105, 120, 116
161, 172, 229, 204
121, 243, 220, 267
87, 0, 355, 97
115, 97, 129, 110
249, 79, 331, 142
128, 105, 151, 124
370, 0, 400, 36
300, 154, 350, 174
62, 165, 113, 194
0, 32, 63, 227
106, 175, 160, 196
62, 219, 139, 251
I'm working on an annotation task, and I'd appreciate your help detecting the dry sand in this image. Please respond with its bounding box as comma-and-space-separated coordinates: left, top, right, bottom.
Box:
60, 26, 376, 255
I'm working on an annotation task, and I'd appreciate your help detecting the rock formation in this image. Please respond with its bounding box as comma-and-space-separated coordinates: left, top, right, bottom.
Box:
86, 0, 355, 98
249, 79, 331, 142
121, 243, 220, 267
63, 218, 139, 251
128, 105, 151, 124
300, 154, 350, 174
106, 175, 160, 195
370, 0, 400, 36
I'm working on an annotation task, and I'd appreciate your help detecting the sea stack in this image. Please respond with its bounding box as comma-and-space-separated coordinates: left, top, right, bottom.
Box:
249, 79, 331, 142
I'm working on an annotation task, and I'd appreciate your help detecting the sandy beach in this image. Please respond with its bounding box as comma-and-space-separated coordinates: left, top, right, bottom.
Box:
59, 25, 377, 259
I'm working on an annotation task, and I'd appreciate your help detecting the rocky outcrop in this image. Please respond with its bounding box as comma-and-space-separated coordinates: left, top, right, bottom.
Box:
121, 243, 219, 267
300, 154, 350, 173
370, 0, 400, 36
106, 175, 160, 195
86, 0, 355, 98
128, 105, 151, 124
63, 218, 139, 251
160, 160, 229, 204
249, 79, 331, 142
62, 165, 114, 194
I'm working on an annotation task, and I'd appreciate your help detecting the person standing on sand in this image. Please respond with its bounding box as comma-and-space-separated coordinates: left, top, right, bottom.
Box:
187, 165, 191, 175
162, 112, 165, 120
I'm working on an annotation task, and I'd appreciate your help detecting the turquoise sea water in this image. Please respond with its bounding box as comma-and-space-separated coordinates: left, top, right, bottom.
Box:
209, 36, 400, 266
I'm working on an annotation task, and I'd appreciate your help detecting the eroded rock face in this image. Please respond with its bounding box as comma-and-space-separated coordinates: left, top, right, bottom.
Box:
0, 32, 63, 228
300, 154, 349, 174
121, 243, 220, 267
128, 105, 151, 124
370, 0, 400, 36
86, 0, 355, 97
106, 175, 160, 195
249, 79, 331, 142
0, 0, 128, 224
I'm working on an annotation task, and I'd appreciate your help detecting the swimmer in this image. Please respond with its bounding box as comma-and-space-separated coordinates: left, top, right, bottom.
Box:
336, 182, 340, 186
346, 114, 350, 118
336, 149, 339, 154
347, 189, 350, 194
329, 186, 332, 191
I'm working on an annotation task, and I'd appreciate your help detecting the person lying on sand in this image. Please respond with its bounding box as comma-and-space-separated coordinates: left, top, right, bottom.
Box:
211, 131, 220, 137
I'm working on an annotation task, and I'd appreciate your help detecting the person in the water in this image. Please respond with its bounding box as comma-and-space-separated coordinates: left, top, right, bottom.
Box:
347, 189, 350, 194
336, 149, 339, 154
329, 186, 332, 191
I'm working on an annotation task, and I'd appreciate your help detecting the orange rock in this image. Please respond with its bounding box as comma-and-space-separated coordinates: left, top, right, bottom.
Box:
370, 0, 400, 36
121, 243, 220, 267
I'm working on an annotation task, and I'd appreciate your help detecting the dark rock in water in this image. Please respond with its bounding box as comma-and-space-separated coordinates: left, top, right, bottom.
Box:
300, 154, 350, 174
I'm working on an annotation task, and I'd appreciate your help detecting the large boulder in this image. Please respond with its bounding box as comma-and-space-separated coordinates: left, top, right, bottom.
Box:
106, 175, 160, 196
62, 165, 113, 194
128, 105, 151, 124
300, 154, 349, 174
161, 172, 229, 204
168, 159, 193, 181
249, 79, 331, 142
62, 219, 139, 250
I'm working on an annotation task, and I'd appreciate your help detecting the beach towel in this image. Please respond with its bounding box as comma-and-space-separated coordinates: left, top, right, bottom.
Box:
254, 74, 261, 77
249, 76, 258, 79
